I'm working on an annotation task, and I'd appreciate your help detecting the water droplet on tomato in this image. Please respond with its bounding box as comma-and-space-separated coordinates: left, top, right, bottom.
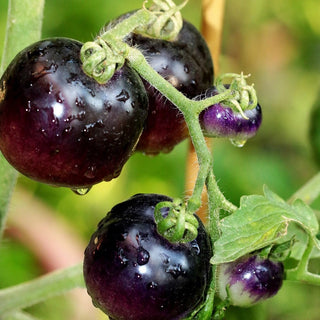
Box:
117, 248, 129, 266
137, 247, 150, 265
84, 166, 97, 179
104, 102, 112, 112
25, 101, 32, 112
147, 282, 158, 290
116, 89, 130, 103
166, 264, 185, 278
135, 273, 142, 280
230, 138, 247, 148
75, 97, 85, 108
55, 92, 64, 103
71, 187, 92, 195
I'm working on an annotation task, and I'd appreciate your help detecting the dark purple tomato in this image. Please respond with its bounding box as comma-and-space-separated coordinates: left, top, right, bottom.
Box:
0, 38, 148, 188
83, 193, 212, 320
199, 86, 262, 141
106, 16, 214, 154
217, 255, 284, 307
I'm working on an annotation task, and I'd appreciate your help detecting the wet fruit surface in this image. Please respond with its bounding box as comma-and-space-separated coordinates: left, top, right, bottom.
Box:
131, 21, 214, 154
0, 38, 148, 188
199, 86, 262, 141
83, 194, 212, 320
217, 255, 284, 307
106, 16, 214, 154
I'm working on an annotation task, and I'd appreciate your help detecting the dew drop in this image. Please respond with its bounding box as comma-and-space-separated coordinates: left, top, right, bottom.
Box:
63, 126, 73, 135
230, 139, 247, 148
56, 92, 64, 103
104, 102, 112, 112
161, 253, 170, 265
46, 82, 54, 94
41, 128, 47, 137
84, 166, 97, 179
77, 111, 86, 121
166, 264, 185, 279
121, 232, 128, 240
190, 240, 200, 255
25, 101, 32, 112
137, 247, 150, 265
135, 273, 142, 280
117, 248, 129, 266
71, 187, 92, 195
190, 79, 197, 86
75, 97, 85, 108
116, 89, 130, 103
47, 63, 58, 73
94, 119, 104, 128
147, 282, 158, 290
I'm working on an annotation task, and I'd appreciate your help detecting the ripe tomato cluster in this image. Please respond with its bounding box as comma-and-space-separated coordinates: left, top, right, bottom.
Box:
0, 6, 281, 320
0, 18, 213, 189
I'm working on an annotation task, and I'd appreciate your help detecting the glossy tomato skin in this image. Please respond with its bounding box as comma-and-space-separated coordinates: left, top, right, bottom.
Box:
217, 255, 284, 307
0, 38, 148, 188
83, 194, 212, 320
199, 86, 262, 140
106, 16, 214, 154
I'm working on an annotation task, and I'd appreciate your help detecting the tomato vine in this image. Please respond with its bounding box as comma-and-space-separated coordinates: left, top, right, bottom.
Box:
0, 0, 319, 319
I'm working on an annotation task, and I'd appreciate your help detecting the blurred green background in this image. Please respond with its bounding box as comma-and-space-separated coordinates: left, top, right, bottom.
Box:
0, 0, 320, 319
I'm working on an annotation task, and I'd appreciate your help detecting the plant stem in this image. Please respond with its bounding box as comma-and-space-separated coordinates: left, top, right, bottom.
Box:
0, 0, 44, 73
101, 9, 151, 40
286, 236, 320, 285
0, 263, 84, 315
0, 0, 45, 241
288, 171, 320, 205
127, 46, 236, 214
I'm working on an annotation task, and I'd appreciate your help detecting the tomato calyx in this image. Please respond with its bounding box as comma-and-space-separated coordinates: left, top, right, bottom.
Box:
80, 36, 128, 84
138, 0, 188, 41
154, 198, 200, 243
215, 72, 258, 119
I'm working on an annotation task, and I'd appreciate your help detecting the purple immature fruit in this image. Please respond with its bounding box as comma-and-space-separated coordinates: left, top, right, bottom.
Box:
217, 255, 284, 307
83, 193, 212, 320
199, 86, 262, 142
0, 38, 148, 188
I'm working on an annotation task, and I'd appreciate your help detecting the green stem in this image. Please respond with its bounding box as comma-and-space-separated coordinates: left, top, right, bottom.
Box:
0, 0, 44, 73
101, 9, 152, 40
288, 171, 320, 205
0, 263, 84, 315
0, 0, 45, 241
286, 236, 320, 285
127, 47, 236, 214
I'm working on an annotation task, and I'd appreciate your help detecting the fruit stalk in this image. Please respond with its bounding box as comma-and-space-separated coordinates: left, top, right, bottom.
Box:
186, 0, 226, 223
127, 46, 237, 216
286, 236, 320, 285
0, 0, 45, 240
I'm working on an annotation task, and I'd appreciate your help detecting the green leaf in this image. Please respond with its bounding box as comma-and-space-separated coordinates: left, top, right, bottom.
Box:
211, 185, 320, 264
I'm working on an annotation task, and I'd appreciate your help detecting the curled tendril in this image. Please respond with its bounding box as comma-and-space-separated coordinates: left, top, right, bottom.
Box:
215, 72, 258, 119
138, 0, 188, 41
154, 198, 199, 243
80, 37, 126, 84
